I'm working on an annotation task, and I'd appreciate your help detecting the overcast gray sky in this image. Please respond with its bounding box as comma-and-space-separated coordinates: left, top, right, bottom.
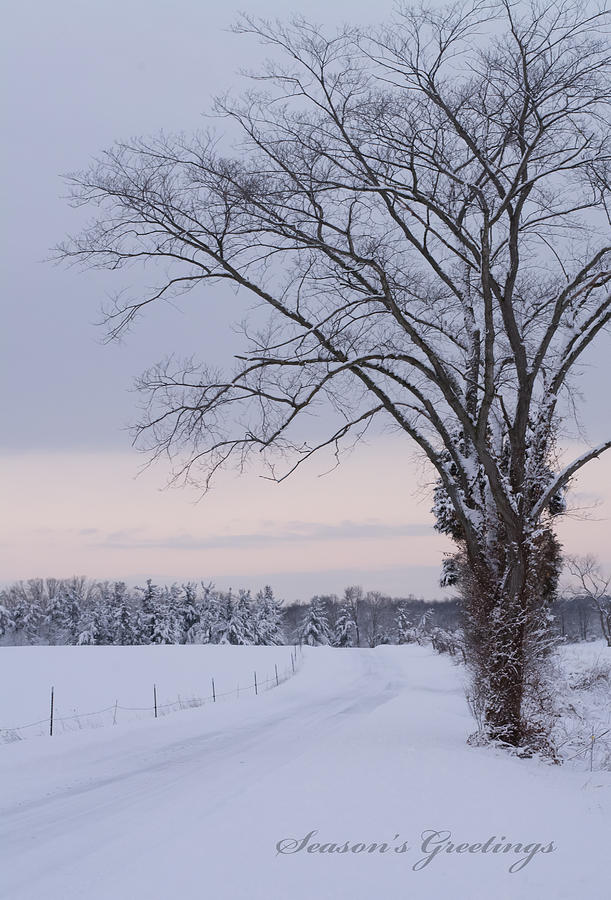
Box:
1, 0, 609, 599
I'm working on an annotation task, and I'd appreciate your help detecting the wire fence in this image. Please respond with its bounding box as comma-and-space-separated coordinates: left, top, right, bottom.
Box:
1, 645, 303, 745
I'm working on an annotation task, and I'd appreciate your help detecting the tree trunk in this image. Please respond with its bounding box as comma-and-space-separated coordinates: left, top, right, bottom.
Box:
461, 529, 559, 748
484, 612, 526, 745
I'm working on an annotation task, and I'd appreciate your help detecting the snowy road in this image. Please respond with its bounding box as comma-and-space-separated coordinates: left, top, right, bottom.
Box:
1, 646, 609, 900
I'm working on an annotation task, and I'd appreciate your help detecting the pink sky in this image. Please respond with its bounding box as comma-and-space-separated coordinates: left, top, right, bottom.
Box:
2, 438, 609, 601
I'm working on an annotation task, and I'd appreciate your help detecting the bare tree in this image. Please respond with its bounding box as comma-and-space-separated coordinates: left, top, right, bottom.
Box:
576, 596, 593, 641
565, 555, 611, 646
58, 1, 610, 747
343, 585, 364, 647
364, 590, 389, 647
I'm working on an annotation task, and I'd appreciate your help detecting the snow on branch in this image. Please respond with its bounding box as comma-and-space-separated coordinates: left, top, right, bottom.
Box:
531, 439, 611, 521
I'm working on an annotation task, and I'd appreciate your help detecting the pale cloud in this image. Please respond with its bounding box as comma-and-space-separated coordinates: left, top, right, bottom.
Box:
95, 520, 435, 551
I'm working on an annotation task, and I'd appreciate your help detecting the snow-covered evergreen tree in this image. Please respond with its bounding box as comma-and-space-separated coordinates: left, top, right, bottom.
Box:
212, 591, 233, 644
176, 583, 200, 643
91, 585, 113, 645
135, 580, 158, 644
186, 583, 215, 644
235, 590, 255, 644
108, 582, 134, 644
396, 604, 415, 645
148, 585, 180, 644
254, 585, 284, 645
212, 590, 253, 645
299, 597, 331, 646
332, 603, 356, 648
12, 594, 42, 645
76, 621, 97, 645
44, 590, 65, 645
0, 604, 14, 641
60, 585, 83, 645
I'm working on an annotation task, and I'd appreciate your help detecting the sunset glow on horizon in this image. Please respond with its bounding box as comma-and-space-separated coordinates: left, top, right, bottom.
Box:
2, 437, 609, 600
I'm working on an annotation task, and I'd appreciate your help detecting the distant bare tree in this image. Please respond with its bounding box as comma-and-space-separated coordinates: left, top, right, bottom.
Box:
58, 1, 610, 747
364, 591, 386, 647
343, 586, 364, 648
566, 555, 611, 646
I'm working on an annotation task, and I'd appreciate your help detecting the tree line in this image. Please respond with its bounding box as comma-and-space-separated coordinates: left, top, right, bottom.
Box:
0, 577, 456, 647
0, 576, 459, 647
0, 579, 283, 647
1, 576, 605, 648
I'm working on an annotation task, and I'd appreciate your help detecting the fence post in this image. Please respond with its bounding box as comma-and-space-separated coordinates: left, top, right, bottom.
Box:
275, 664, 279, 687
590, 734, 595, 772
153, 684, 158, 719
291, 653, 295, 674
113, 699, 118, 726
212, 677, 216, 703
49, 686, 54, 737
254, 671, 258, 696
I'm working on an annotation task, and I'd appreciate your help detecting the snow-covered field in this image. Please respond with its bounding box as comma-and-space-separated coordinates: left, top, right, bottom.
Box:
1, 643, 609, 900
0, 644, 298, 741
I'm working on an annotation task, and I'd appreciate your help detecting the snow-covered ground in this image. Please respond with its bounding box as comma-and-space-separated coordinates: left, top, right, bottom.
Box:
1, 644, 609, 900
0, 644, 298, 741
554, 640, 611, 770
